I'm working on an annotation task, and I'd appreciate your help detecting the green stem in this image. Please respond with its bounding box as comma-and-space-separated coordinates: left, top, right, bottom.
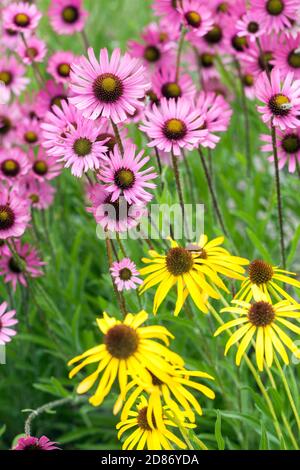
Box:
110, 119, 124, 156
274, 355, 300, 432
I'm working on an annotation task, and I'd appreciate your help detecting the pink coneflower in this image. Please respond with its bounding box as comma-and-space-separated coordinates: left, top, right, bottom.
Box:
28, 148, 62, 181
0, 186, 30, 239
152, 0, 182, 28
17, 36, 47, 65
58, 114, 108, 177
240, 35, 277, 77
0, 103, 20, 147
179, 0, 213, 38
251, 0, 298, 34
210, 0, 237, 19
69, 47, 149, 122
0, 301, 17, 346
274, 35, 300, 79
111, 258, 143, 291
99, 141, 157, 205
224, 24, 248, 56
128, 23, 174, 69
255, 68, 300, 130
140, 97, 207, 156
201, 23, 226, 51
47, 51, 76, 84
49, 0, 88, 35
18, 117, 41, 147
41, 101, 81, 157
36, 80, 68, 119
187, 47, 219, 81
86, 185, 146, 233
0, 148, 30, 185
18, 177, 56, 210
261, 128, 300, 172
0, 241, 45, 291
14, 435, 59, 451
151, 66, 196, 101
0, 25, 21, 50
2, 2, 42, 33
196, 91, 232, 149
0, 55, 29, 99
236, 11, 266, 43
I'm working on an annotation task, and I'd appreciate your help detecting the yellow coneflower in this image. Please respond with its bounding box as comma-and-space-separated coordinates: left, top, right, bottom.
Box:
235, 259, 300, 303
115, 366, 215, 427
116, 396, 195, 450
68, 310, 184, 407
214, 298, 300, 371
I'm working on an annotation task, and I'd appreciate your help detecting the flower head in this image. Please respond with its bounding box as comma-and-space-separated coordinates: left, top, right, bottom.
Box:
18, 177, 56, 210
14, 435, 59, 451
0, 186, 30, 239
70, 48, 149, 122
111, 258, 143, 291
0, 148, 30, 185
274, 34, 300, 79
47, 51, 76, 84
251, 0, 299, 34
261, 127, 300, 172
180, 0, 213, 38
0, 301, 17, 346
17, 36, 47, 65
48, 0, 88, 35
0, 55, 29, 99
151, 66, 196, 101
3, 1, 42, 33
196, 92, 232, 148
36, 80, 68, 119
18, 117, 41, 147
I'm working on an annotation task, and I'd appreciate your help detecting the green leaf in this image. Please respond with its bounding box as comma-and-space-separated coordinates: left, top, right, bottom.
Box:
259, 422, 269, 450
0, 424, 6, 438
246, 228, 272, 262
287, 224, 300, 267
215, 410, 225, 450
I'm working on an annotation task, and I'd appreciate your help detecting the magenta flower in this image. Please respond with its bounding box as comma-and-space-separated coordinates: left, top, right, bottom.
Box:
17, 36, 47, 65
14, 435, 59, 451
236, 11, 266, 43
256, 68, 300, 130
0, 301, 17, 346
180, 0, 213, 38
261, 128, 300, 173
151, 65, 196, 101
0, 186, 30, 239
69, 47, 149, 122
36, 80, 68, 119
86, 185, 146, 233
128, 22, 175, 69
152, 0, 182, 28
28, 148, 62, 182
18, 177, 56, 210
2, 1, 42, 33
18, 118, 41, 147
0, 103, 20, 148
0, 55, 29, 99
99, 141, 157, 205
111, 258, 143, 291
47, 51, 77, 84
140, 97, 207, 156
240, 34, 277, 77
0, 24, 21, 50
0, 147, 30, 185
274, 34, 300, 79
251, 0, 298, 34
48, 0, 88, 35
0, 240, 45, 291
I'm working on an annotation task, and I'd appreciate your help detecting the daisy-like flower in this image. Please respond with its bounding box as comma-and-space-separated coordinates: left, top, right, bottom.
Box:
86, 185, 146, 233
0, 55, 29, 99
14, 435, 59, 451
201, 23, 225, 51
36, 80, 68, 119
151, 66, 196, 101
128, 23, 174, 69
152, 0, 182, 28
251, 0, 299, 34
111, 258, 143, 291
261, 128, 300, 172
116, 396, 195, 450
41, 101, 81, 157
224, 24, 249, 56
235, 259, 300, 303
18, 177, 56, 210
47, 51, 76, 84
17, 36, 47, 65
0, 25, 20, 50
48, 0, 88, 35
140, 98, 207, 156
274, 34, 300, 79
58, 114, 108, 177
0, 103, 20, 148
179, 0, 213, 39
236, 11, 266, 43
99, 141, 157, 205
18, 118, 41, 147
68, 310, 184, 407
70, 48, 149, 122
2, 2, 42, 33
0, 301, 17, 346
240, 35, 277, 77
140, 238, 221, 316
215, 298, 300, 371
0, 241, 45, 291
196, 92, 232, 149
28, 148, 61, 181
0, 186, 30, 239
0, 148, 30, 185
256, 68, 300, 130
117, 366, 215, 425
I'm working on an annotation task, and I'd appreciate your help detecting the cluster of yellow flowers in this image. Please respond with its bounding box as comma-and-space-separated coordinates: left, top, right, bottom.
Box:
68, 235, 300, 450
